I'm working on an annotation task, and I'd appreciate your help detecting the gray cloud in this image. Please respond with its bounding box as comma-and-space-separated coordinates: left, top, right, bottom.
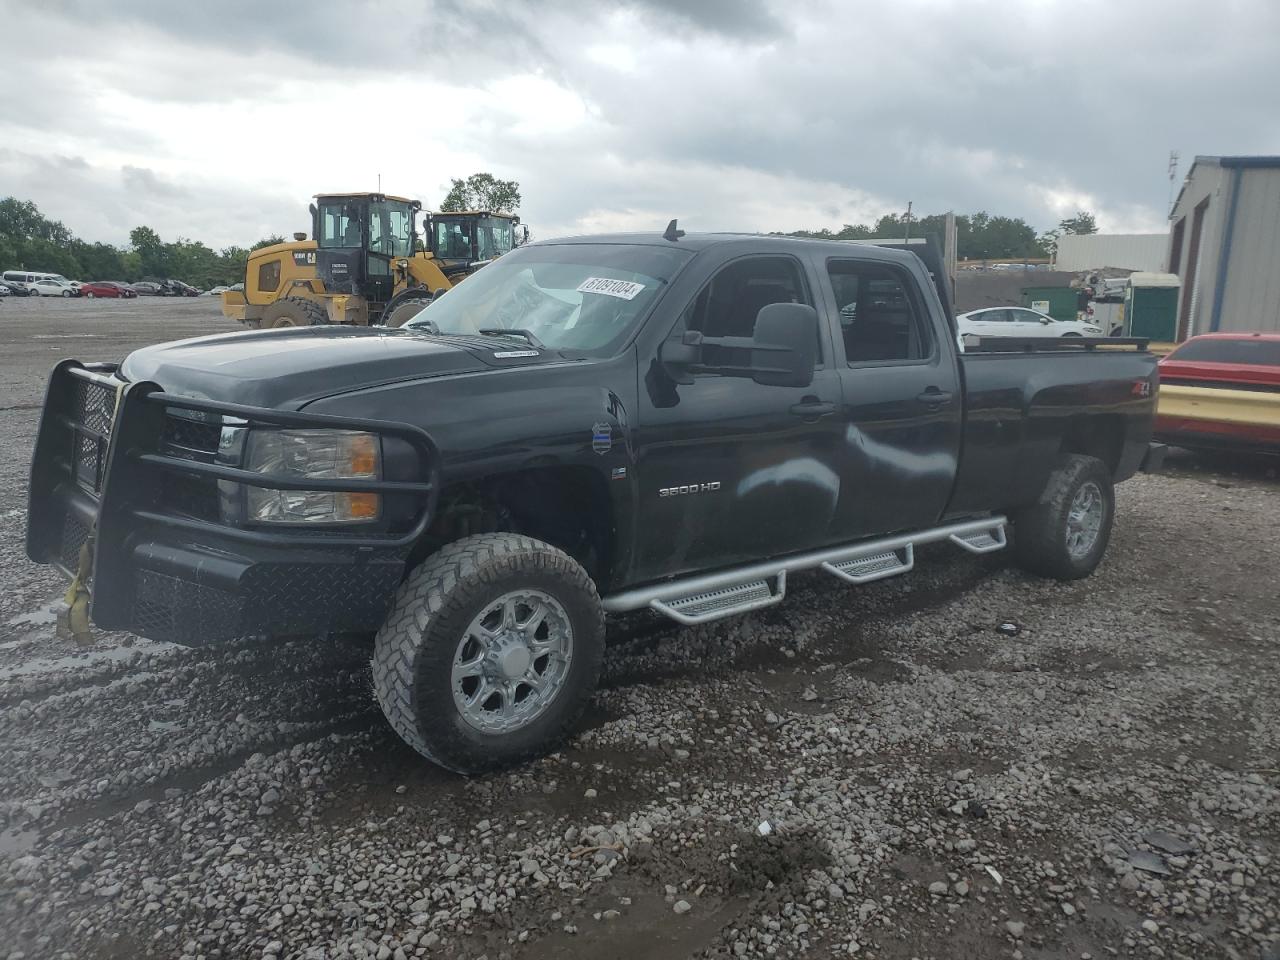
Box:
2, 0, 1279, 250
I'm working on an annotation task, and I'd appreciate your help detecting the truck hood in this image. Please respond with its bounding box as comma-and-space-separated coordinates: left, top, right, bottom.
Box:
119, 326, 503, 408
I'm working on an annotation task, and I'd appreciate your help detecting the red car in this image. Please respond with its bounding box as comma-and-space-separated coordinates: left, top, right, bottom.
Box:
80, 281, 138, 299
1156, 332, 1280, 453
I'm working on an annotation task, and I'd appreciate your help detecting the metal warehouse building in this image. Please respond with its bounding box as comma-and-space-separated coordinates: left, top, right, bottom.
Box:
1167, 155, 1280, 340
1053, 233, 1168, 273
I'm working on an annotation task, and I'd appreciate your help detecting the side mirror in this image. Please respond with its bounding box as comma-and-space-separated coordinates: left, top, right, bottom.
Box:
659, 329, 700, 385
1039, 316, 1050, 325
751, 303, 817, 387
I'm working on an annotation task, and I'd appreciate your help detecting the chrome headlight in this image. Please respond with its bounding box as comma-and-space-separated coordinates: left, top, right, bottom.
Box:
243, 429, 380, 524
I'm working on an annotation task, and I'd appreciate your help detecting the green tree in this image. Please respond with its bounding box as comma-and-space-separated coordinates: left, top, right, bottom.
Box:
129, 225, 167, 278
439, 173, 521, 213
0, 197, 72, 244
782, 210, 1045, 260
70, 240, 126, 280
1039, 210, 1098, 253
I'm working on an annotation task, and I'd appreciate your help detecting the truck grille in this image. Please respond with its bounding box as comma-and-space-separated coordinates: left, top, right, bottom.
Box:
159, 413, 223, 521
72, 377, 117, 494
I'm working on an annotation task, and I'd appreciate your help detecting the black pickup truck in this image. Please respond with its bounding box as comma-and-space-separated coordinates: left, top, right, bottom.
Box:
27, 231, 1162, 772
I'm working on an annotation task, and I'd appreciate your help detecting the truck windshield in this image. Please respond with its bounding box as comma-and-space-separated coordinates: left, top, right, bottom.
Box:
411, 244, 691, 355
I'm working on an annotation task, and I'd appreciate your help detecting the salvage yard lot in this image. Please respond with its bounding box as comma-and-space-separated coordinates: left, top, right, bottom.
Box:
0, 297, 1277, 960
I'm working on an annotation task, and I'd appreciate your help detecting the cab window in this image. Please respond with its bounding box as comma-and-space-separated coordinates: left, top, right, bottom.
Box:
257, 260, 281, 293
827, 260, 932, 364
680, 256, 816, 368
318, 203, 362, 249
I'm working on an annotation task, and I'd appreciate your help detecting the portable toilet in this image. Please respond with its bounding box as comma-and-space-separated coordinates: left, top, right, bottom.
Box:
1020, 285, 1080, 324
1124, 273, 1180, 341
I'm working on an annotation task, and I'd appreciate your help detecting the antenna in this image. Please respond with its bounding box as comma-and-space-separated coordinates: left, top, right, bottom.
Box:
377, 172, 382, 195
1167, 151, 1179, 213
663, 219, 685, 242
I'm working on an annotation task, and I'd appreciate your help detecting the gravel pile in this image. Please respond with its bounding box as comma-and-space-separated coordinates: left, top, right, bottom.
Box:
0, 309, 1276, 959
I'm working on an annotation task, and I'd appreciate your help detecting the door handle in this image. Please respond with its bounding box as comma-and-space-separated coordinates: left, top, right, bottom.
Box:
790, 398, 837, 419
917, 388, 954, 406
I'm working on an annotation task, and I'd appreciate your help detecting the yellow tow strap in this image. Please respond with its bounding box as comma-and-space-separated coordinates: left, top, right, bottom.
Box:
58, 526, 96, 647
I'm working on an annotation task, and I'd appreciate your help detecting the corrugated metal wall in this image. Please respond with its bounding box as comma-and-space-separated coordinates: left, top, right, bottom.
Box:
1168, 162, 1227, 338
1055, 233, 1168, 272
1217, 168, 1280, 333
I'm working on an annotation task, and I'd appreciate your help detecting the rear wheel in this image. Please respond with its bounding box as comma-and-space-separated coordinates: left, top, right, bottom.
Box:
372, 533, 605, 773
261, 296, 329, 329
1012, 454, 1114, 579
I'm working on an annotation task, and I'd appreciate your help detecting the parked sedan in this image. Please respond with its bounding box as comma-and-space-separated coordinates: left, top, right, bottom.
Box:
130, 281, 164, 296
0, 280, 31, 296
80, 281, 138, 299
957, 307, 1101, 343
1155, 332, 1280, 454
29, 278, 78, 297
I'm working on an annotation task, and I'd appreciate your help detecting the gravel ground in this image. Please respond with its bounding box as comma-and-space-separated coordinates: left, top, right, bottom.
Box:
0, 296, 1277, 960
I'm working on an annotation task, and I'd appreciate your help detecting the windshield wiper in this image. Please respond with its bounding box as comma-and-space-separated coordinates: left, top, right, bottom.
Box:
478, 328, 545, 349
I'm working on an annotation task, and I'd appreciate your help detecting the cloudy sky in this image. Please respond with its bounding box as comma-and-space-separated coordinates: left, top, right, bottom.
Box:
2, 0, 1278, 250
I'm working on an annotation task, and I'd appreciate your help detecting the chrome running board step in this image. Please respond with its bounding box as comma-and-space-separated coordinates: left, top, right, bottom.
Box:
605, 516, 1006, 627
950, 525, 1007, 554
822, 545, 913, 584
650, 572, 787, 626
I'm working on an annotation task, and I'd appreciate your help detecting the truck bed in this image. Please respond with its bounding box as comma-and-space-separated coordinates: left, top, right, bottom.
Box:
946, 340, 1158, 518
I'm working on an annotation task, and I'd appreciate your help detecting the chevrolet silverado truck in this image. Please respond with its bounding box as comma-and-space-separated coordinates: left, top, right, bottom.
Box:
27, 230, 1162, 773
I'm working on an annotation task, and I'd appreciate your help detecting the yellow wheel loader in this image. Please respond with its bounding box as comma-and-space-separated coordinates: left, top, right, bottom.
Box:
221, 193, 523, 329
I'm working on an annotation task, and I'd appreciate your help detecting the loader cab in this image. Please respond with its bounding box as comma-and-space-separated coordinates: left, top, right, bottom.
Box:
428, 211, 524, 272
311, 193, 419, 304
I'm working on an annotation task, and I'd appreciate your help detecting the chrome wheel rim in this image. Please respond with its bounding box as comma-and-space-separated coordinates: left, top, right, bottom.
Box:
451, 589, 573, 734
1066, 481, 1104, 558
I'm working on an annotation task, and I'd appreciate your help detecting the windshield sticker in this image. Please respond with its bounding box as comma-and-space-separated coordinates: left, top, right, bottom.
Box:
577, 277, 645, 301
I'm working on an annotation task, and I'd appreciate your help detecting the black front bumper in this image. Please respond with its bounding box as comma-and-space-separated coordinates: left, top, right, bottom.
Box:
26, 361, 439, 645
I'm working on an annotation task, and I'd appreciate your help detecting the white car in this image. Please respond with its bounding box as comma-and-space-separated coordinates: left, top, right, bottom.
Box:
957, 307, 1100, 345
29, 278, 78, 297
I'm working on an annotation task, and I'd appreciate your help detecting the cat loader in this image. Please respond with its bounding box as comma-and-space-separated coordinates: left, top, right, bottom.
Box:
221, 193, 519, 329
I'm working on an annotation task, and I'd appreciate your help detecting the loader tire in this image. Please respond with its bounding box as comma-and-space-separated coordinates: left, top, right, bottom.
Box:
1012, 454, 1114, 580
380, 291, 434, 328
261, 296, 329, 329
372, 533, 605, 774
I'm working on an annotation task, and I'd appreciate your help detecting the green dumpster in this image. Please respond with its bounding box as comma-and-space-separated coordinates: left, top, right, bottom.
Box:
1124, 272, 1180, 341
1020, 285, 1080, 324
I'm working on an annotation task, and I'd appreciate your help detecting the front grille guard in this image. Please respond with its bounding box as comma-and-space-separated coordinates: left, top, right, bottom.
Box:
27, 360, 441, 629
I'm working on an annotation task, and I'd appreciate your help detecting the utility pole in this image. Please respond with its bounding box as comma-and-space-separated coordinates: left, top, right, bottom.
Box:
902, 201, 913, 243
1166, 151, 1179, 215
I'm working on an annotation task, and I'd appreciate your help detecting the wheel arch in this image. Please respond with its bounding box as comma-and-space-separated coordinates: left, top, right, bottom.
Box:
415, 465, 617, 592
1058, 413, 1124, 477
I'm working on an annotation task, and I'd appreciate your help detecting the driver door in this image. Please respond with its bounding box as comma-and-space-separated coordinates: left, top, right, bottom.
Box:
632, 254, 845, 582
